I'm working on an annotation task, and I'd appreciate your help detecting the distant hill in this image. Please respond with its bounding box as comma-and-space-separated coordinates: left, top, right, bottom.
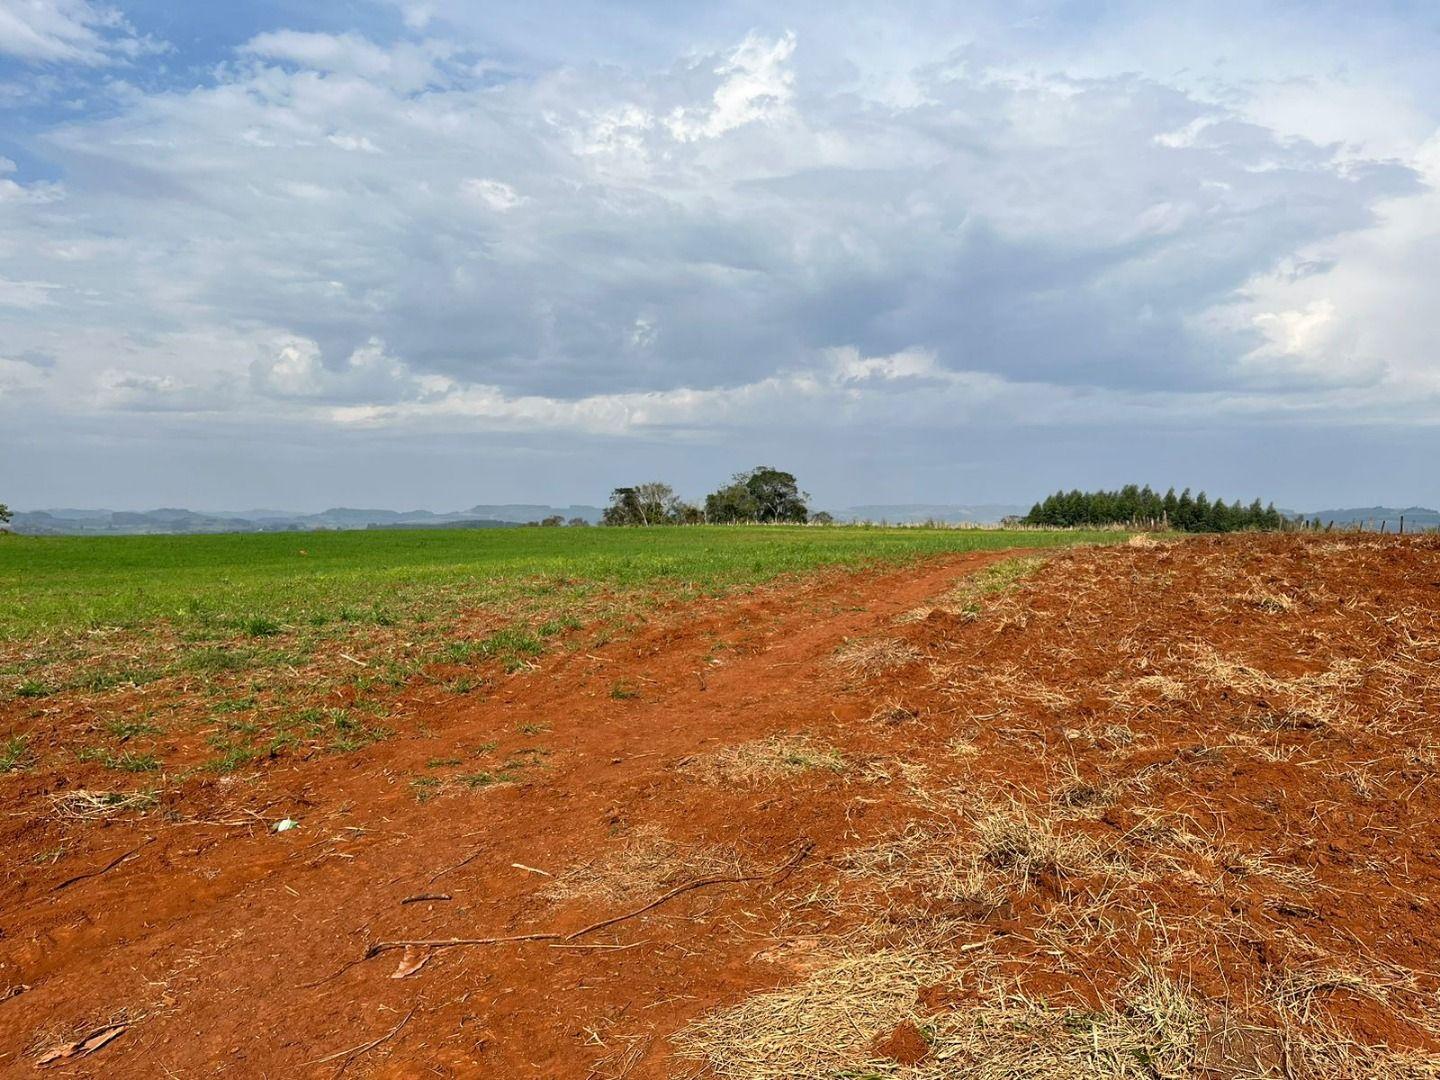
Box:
840, 504, 1028, 524
1302, 506, 1440, 528
7, 504, 604, 535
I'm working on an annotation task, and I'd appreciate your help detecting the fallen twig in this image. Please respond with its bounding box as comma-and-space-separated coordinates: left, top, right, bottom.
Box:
366, 839, 813, 963
35, 1023, 128, 1066
309, 1007, 414, 1070
50, 838, 153, 894
400, 893, 452, 904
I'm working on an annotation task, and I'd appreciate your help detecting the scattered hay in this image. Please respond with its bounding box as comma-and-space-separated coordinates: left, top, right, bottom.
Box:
540, 824, 740, 904
1242, 587, 1297, 614
946, 669, 1074, 713
897, 556, 1048, 624
49, 790, 157, 820
1187, 646, 1363, 729
682, 952, 1440, 1080
673, 949, 951, 1080
682, 735, 846, 786
974, 804, 1114, 883
867, 700, 919, 726
1116, 673, 1192, 706
829, 638, 923, 679
1125, 533, 1169, 549
946, 736, 980, 758
841, 820, 1009, 912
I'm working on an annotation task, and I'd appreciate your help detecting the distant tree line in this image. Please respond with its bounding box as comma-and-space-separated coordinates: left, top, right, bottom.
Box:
1023, 485, 1285, 532
601, 466, 829, 526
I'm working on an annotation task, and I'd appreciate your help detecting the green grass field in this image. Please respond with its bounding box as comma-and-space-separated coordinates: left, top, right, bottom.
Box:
1, 524, 1119, 776
1, 525, 1116, 640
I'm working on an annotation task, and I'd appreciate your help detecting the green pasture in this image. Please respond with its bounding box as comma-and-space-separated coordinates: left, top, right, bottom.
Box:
0, 525, 1117, 641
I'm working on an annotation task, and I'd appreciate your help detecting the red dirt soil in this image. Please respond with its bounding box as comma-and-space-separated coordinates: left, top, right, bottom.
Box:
3, 535, 1440, 1077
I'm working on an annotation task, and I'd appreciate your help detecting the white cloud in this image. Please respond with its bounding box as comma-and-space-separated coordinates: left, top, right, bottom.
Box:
460, 177, 527, 211
2, 15, 1437, 509
0, 277, 63, 308
665, 32, 797, 141
0, 0, 153, 65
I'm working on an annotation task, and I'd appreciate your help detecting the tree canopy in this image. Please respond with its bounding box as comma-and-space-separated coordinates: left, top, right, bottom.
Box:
601, 482, 695, 526
705, 466, 809, 524
600, 467, 814, 525
1023, 485, 1284, 532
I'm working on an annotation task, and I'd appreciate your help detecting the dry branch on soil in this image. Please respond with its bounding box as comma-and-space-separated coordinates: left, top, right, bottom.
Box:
540, 824, 741, 904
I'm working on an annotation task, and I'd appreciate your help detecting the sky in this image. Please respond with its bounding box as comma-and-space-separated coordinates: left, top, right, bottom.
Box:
1, 1, 1438, 512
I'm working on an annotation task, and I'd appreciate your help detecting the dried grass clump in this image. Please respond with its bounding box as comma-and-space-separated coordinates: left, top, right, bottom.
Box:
947, 669, 1073, 713
50, 789, 157, 820
830, 637, 923, 679
974, 805, 1113, 883
867, 700, 919, 726
1126, 533, 1171, 549
683, 734, 846, 786
540, 824, 739, 904
1117, 673, 1193, 706
842, 820, 1009, 911
680, 953, 1440, 1080
1188, 647, 1363, 729
673, 949, 951, 1080
1242, 587, 1297, 614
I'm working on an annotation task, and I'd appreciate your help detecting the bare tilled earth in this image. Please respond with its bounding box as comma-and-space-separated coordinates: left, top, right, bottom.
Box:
5, 535, 1440, 1077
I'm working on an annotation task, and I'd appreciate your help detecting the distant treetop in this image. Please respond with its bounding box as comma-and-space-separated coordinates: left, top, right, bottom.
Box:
1023, 485, 1284, 532
599, 467, 815, 525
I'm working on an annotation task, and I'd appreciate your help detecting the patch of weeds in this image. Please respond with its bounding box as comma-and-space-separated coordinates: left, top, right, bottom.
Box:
210, 693, 259, 713
1, 735, 33, 772
610, 679, 640, 700
411, 776, 442, 802
517, 721, 550, 735
295, 706, 387, 753
185, 647, 253, 674
15, 680, 49, 699
31, 843, 70, 865
239, 615, 283, 638
77, 746, 161, 773
204, 738, 259, 774
76, 666, 162, 693
538, 615, 582, 637
471, 740, 498, 756
447, 675, 482, 694
104, 717, 162, 741
444, 627, 545, 673
457, 769, 520, 789
426, 757, 462, 768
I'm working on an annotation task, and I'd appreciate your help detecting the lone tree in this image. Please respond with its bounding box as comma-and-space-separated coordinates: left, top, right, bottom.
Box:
705, 466, 809, 524
601, 482, 692, 525
0, 503, 9, 526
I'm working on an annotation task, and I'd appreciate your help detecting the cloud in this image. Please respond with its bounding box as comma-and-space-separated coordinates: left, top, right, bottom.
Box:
460, 177, 527, 211
0, 0, 153, 65
665, 31, 797, 141
2, 8, 1438, 509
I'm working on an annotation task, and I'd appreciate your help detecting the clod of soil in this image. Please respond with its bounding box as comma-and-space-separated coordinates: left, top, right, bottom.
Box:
871, 1019, 931, 1065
